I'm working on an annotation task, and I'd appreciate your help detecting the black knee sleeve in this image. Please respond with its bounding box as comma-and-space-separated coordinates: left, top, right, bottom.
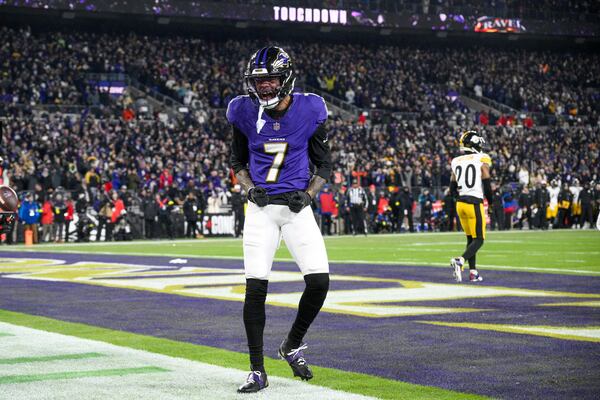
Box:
304, 273, 330, 294
244, 279, 268, 310
286, 273, 329, 349
243, 279, 268, 371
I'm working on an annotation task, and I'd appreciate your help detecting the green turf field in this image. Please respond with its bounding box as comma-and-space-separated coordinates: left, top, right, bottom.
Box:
0, 310, 485, 400
7, 230, 600, 275
2, 229, 599, 399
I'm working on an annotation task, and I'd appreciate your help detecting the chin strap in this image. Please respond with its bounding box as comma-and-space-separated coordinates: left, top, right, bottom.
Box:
256, 96, 284, 134
259, 95, 281, 110
460, 147, 481, 154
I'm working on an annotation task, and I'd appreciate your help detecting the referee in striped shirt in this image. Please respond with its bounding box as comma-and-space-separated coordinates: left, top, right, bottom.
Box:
346, 179, 368, 235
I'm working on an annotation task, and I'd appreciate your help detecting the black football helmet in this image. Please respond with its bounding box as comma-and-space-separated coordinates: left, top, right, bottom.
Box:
0, 185, 18, 234
459, 130, 486, 153
244, 46, 295, 109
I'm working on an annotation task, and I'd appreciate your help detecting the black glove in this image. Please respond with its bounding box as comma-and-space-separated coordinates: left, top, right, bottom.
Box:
249, 186, 269, 207
288, 191, 311, 213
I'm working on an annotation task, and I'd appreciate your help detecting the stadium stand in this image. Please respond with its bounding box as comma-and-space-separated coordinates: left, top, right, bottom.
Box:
1, 18, 599, 242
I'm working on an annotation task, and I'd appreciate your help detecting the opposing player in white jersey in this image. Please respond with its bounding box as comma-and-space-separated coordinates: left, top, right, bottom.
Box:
569, 178, 582, 228
449, 131, 493, 282
546, 179, 560, 226
228, 46, 331, 393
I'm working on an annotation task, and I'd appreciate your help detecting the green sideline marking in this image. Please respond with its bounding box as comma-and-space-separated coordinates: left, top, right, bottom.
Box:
0, 352, 105, 365
0, 366, 167, 385
0, 309, 486, 400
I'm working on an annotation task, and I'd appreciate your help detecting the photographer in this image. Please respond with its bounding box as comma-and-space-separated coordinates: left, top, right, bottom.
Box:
53, 193, 68, 243
156, 192, 174, 239
140, 190, 157, 239
183, 192, 202, 238
96, 195, 113, 241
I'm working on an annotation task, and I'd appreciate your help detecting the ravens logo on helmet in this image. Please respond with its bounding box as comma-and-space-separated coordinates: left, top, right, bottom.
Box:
244, 46, 296, 110
459, 130, 486, 153
0, 186, 18, 213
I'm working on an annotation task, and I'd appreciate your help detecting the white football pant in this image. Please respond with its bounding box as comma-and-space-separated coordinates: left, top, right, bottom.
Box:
243, 201, 329, 280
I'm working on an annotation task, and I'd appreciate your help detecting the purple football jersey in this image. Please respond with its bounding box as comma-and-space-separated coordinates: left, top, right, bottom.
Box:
227, 93, 328, 194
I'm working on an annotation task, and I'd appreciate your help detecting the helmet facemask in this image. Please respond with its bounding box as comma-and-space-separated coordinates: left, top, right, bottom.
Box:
459, 130, 485, 154
247, 74, 285, 109
245, 47, 295, 110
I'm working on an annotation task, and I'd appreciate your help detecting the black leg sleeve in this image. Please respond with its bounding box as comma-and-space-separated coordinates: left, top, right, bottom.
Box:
287, 273, 329, 349
243, 279, 269, 371
462, 237, 483, 268
465, 236, 476, 269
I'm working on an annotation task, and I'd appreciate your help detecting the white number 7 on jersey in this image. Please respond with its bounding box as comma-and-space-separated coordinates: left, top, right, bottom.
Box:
264, 142, 288, 182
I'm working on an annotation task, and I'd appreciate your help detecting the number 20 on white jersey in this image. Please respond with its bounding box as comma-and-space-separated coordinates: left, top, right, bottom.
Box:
451, 153, 492, 199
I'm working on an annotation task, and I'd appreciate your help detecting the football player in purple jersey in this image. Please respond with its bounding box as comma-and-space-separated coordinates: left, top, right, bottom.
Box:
228, 46, 332, 393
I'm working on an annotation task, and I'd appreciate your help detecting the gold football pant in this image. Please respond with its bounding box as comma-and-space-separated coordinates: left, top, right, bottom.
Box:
456, 201, 486, 239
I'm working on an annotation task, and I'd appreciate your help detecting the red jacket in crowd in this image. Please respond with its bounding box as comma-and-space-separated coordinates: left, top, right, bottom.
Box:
41, 201, 54, 225
103, 181, 113, 193
377, 197, 390, 215
111, 199, 125, 223
479, 112, 489, 126
122, 108, 135, 121
159, 169, 173, 189
319, 191, 336, 216
65, 201, 74, 222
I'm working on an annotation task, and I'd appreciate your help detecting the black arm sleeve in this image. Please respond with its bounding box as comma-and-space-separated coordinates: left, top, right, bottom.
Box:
450, 181, 459, 197
308, 124, 332, 181
230, 126, 249, 174
482, 178, 493, 203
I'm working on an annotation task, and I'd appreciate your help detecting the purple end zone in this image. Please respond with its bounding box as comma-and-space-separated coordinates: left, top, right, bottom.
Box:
1, 251, 599, 399
3, 251, 600, 293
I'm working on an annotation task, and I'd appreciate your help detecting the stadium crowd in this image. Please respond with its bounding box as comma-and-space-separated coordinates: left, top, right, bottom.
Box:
2, 26, 599, 122
1, 25, 599, 243
3, 108, 599, 243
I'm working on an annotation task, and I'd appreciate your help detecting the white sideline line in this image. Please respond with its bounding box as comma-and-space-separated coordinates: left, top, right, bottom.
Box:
0, 322, 375, 400
4, 228, 598, 250
4, 238, 242, 249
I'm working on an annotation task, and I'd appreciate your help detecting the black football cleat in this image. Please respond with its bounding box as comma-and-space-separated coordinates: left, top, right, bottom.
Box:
237, 370, 268, 393
278, 339, 313, 381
